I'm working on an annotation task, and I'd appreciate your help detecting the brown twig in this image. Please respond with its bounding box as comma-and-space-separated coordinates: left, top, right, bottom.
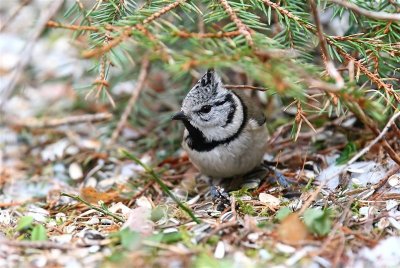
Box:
46, 20, 102, 31
109, 57, 150, 145
218, 0, 254, 47
329, 0, 400, 21
225, 85, 267, 91
0, 0, 64, 107
351, 104, 400, 165
298, 182, 326, 216
174, 30, 241, 38
346, 111, 400, 166
2, 239, 74, 250
309, 0, 344, 89
328, 43, 400, 103
14, 112, 113, 128
82, 0, 186, 58
370, 165, 400, 197
127, 180, 155, 207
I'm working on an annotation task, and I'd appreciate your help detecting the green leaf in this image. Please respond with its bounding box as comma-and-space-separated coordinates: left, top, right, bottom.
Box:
303, 208, 333, 236
119, 228, 141, 250
161, 231, 182, 244
275, 207, 292, 221
31, 225, 48, 241
16, 216, 34, 231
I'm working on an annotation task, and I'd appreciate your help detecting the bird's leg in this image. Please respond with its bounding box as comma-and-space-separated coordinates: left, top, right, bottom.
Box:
261, 161, 290, 188
208, 178, 230, 211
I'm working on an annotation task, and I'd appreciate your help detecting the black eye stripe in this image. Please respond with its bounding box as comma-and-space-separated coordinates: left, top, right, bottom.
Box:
214, 93, 233, 106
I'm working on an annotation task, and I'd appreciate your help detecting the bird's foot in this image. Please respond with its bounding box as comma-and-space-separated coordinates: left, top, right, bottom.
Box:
209, 185, 230, 211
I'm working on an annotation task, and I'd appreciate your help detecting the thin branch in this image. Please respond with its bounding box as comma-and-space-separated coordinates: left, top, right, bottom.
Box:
82, 0, 186, 58
218, 0, 254, 47
261, 0, 399, 103
371, 165, 400, 194
14, 112, 113, 128
61, 193, 125, 222
309, 0, 344, 88
174, 30, 241, 38
326, 42, 400, 103
225, 85, 267, 91
329, 0, 400, 22
46, 20, 103, 31
1, 239, 74, 250
0, 0, 64, 107
109, 57, 150, 145
346, 111, 400, 166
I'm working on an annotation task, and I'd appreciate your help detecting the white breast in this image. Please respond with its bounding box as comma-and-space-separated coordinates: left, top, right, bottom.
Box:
183, 121, 267, 178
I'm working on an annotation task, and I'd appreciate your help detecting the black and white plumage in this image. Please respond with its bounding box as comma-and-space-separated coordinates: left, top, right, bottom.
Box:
172, 69, 267, 179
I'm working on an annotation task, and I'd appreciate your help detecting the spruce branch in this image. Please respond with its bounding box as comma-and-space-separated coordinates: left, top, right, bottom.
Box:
329, 0, 400, 22
175, 30, 241, 38
82, 0, 186, 58
261, 0, 399, 104
218, 0, 254, 47
47, 20, 101, 31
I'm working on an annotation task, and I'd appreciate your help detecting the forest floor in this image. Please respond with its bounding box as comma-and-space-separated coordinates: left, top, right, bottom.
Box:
1, 1, 400, 268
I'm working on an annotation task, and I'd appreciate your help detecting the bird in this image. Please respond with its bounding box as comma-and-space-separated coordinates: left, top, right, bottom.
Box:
172, 69, 268, 189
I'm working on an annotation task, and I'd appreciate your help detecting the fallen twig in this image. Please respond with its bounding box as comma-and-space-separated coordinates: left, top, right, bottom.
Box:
346, 111, 400, 166
2, 239, 75, 250
15, 113, 113, 128
61, 193, 125, 223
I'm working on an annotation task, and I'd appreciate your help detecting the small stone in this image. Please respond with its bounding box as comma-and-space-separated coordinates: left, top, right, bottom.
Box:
86, 216, 100, 225
259, 193, 280, 207
386, 200, 399, 211
247, 233, 259, 242
69, 162, 83, 180
55, 212, 66, 222
377, 217, 390, 230
214, 241, 225, 259
388, 174, 400, 188
101, 218, 113, 225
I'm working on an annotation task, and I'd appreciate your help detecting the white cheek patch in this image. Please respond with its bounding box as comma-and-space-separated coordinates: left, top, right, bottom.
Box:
201, 93, 244, 142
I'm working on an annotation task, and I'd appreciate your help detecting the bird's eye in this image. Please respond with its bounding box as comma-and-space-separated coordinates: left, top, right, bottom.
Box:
199, 105, 212, 113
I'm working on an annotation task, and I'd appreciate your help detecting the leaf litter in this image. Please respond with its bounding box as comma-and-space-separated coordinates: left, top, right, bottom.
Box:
0, 2, 400, 268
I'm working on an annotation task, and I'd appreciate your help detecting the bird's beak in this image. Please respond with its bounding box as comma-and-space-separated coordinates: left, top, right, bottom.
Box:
172, 111, 187, 121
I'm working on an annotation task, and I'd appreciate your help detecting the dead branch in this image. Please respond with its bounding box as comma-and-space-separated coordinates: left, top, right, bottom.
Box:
347, 111, 400, 166
309, 0, 344, 89
329, 0, 400, 22
14, 113, 113, 128
109, 57, 150, 145
2, 239, 75, 250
